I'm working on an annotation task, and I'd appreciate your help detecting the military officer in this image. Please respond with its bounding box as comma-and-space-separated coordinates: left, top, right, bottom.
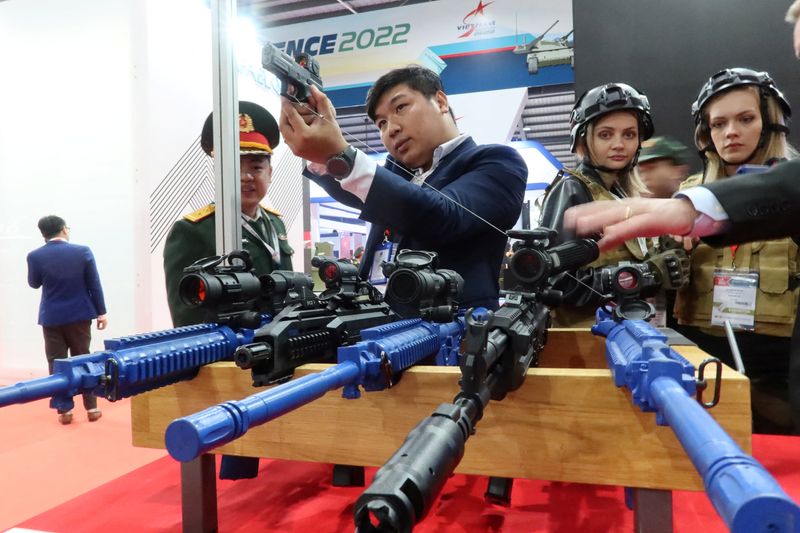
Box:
163, 101, 294, 327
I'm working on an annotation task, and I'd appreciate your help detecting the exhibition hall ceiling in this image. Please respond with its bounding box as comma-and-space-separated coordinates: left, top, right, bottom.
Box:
238, 0, 438, 30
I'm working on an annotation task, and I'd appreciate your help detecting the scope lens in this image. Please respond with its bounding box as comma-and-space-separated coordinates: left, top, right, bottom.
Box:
510, 249, 546, 284
179, 275, 209, 306
321, 263, 339, 282
387, 269, 422, 304
197, 280, 206, 302
616, 270, 638, 290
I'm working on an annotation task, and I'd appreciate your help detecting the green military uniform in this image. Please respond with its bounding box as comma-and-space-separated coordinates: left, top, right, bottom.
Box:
166, 101, 290, 479
164, 203, 294, 327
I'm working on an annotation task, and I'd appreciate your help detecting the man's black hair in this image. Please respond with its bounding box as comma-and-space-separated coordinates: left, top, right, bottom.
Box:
366, 65, 447, 121
38, 215, 66, 240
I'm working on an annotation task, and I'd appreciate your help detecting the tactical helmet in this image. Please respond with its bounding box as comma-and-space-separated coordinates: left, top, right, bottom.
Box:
570, 83, 654, 152
691, 67, 791, 124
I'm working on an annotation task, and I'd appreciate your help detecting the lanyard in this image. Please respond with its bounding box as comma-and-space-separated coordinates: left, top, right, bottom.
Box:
730, 244, 739, 269
241, 213, 280, 263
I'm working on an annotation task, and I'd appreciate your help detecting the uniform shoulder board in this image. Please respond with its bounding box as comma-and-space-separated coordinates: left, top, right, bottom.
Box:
262, 205, 282, 217
184, 204, 215, 222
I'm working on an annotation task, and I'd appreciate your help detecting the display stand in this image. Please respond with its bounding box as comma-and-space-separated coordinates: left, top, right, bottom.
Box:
131, 329, 751, 532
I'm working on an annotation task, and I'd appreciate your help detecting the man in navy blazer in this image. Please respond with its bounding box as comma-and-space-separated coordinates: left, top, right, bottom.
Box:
27, 215, 108, 425
280, 65, 527, 310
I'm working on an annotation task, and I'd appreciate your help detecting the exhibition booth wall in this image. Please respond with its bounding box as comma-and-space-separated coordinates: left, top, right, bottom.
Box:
0, 0, 306, 374
0, 0, 573, 374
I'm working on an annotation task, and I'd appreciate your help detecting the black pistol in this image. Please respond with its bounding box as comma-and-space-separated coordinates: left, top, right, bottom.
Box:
262, 42, 323, 102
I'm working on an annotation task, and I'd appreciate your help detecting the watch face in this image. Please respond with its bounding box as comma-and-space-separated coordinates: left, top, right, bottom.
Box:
327, 157, 350, 178
326, 146, 355, 178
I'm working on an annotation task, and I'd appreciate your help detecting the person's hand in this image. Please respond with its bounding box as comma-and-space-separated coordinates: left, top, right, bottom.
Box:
563, 197, 698, 252
279, 84, 349, 164
96, 314, 108, 330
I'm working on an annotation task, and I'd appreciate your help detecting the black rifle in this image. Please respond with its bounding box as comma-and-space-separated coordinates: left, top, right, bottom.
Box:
353, 229, 599, 532
233, 255, 398, 386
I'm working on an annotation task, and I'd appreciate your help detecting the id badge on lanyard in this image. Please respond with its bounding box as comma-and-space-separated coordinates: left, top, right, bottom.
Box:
368, 241, 394, 285
711, 268, 759, 331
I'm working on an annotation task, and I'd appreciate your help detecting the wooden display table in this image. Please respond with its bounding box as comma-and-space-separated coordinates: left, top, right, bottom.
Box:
131, 329, 751, 532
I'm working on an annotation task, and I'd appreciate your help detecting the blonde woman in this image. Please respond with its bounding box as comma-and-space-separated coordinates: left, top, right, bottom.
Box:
538, 83, 686, 327
676, 68, 797, 433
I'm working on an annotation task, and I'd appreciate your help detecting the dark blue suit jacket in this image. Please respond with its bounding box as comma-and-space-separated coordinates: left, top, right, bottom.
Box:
27, 240, 107, 327
307, 137, 527, 309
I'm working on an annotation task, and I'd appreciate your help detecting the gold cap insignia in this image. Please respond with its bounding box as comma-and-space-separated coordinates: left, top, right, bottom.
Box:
239, 113, 255, 133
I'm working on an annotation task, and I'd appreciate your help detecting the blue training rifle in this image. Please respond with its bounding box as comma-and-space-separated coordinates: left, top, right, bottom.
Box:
0, 250, 318, 413
593, 309, 800, 533
165, 314, 465, 462
165, 249, 465, 462
0, 320, 266, 413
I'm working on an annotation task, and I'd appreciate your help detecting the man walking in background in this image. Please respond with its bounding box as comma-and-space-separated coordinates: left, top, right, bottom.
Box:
27, 215, 107, 425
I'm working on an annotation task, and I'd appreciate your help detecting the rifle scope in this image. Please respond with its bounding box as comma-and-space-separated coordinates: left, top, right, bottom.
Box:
179, 252, 263, 308
382, 250, 463, 322
597, 262, 659, 321
312, 256, 359, 286
507, 229, 599, 290
261, 270, 315, 306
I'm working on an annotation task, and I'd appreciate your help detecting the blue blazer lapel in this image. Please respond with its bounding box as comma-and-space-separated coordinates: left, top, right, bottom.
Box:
426, 137, 476, 188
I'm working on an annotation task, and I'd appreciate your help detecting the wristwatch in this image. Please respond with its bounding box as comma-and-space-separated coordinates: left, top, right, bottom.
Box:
326, 144, 358, 180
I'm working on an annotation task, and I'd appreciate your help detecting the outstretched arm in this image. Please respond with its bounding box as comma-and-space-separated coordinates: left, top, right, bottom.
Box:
564, 197, 697, 252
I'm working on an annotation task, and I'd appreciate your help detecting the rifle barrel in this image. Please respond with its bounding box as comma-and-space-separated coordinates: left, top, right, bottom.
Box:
166, 361, 361, 462
651, 376, 800, 532
0, 373, 70, 407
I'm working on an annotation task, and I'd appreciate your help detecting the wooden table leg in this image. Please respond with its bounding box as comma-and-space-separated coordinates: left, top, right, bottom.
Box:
181, 454, 218, 533
632, 487, 673, 533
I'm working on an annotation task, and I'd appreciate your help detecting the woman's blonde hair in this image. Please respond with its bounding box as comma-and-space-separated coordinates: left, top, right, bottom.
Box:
576, 110, 648, 197
695, 86, 793, 182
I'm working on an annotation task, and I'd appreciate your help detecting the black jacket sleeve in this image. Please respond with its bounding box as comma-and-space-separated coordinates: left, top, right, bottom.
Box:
538, 175, 594, 244
702, 159, 800, 246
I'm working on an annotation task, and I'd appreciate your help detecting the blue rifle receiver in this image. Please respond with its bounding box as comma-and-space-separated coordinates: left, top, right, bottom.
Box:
0, 250, 311, 413
0, 321, 265, 413
165, 316, 464, 462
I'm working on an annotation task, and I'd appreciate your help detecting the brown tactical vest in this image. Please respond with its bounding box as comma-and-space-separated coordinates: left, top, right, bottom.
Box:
674, 174, 800, 337
551, 170, 648, 328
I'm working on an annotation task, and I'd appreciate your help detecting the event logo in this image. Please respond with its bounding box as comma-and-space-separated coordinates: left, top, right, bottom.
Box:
274, 24, 412, 57
457, 0, 496, 38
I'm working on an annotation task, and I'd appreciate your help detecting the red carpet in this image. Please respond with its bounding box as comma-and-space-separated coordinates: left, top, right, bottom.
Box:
10, 433, 800, 532
1, 373, 798, 532
0, 396, 164, 531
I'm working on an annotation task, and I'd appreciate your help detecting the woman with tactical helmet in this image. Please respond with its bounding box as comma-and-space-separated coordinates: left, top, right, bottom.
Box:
538, 82, 688, 327
674, 67, 798, 433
